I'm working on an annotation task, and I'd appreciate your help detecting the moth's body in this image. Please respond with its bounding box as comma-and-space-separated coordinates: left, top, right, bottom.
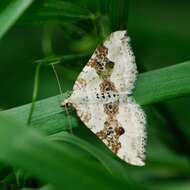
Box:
63, 90, 128, 105
62, 31, 146, 166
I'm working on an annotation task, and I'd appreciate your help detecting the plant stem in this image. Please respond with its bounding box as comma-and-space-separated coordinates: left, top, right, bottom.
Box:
27, 63, 42, 125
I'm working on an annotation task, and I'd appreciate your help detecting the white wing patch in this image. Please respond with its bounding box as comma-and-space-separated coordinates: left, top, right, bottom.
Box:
105, 31, 137, 94
117, 97, 146, 166
75, 102, 107, 133
62, 30, 147, 166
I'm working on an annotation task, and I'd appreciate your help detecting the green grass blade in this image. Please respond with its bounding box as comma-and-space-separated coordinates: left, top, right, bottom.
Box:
0, 0, 34, 39
134, 61, 190, 105
4, 95, 78, 134
19, 0, 93, 24
0, 114, 130, 190
27, 63, 42, 125
49, 131, 129, 181
3, 61, 190, 132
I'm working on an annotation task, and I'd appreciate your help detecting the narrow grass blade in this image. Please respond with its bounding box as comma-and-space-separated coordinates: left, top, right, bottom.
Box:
19, 0, 93, 24
0, 0, 34, 39
0, 114, 130, 190
49, 131, 129, 181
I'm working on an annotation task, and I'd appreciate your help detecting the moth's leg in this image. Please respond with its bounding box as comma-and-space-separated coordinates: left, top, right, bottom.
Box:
60, 99, 74, 133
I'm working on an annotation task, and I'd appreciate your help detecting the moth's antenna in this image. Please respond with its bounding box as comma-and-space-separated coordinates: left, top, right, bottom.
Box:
51, 63, 73, 133
51, 64, 63, 95
42, 24, 73, 133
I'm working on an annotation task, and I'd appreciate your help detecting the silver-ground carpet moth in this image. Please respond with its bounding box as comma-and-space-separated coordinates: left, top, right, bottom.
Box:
62, 31, 146, 166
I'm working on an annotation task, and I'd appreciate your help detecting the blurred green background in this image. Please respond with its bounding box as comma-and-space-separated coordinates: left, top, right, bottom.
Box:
0, 0, 190, 190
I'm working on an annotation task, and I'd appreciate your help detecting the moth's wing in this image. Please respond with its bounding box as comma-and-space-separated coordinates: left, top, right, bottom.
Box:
104, 31, 137, 94
68, 56, 107, 133
103, 31, 146, 166
76, 97, 146, 166
116, 97, 146, 166
72, 41, 105, 92
74, 102, 107, 134
62, 30, 146, 166
72, 63, 99, 92
73, 30, 136, 92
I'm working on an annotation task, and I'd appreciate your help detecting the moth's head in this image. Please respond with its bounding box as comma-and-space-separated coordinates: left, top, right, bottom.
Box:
61, 98, 73, 108
61, 91, 73, 108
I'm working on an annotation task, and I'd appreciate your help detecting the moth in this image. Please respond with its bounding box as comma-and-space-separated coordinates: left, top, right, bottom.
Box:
62, 31, 146, 166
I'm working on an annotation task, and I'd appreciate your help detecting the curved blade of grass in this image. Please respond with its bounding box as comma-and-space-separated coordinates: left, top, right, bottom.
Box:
19, 0, 93, 24
0, 0, 34, 39
3, 61, 190, 132
0, 113, 131, 190
49, 131, 129, 181
49, 132, 149, 189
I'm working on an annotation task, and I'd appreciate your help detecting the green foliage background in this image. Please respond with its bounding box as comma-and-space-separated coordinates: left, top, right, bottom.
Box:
0, 0, 190, 189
